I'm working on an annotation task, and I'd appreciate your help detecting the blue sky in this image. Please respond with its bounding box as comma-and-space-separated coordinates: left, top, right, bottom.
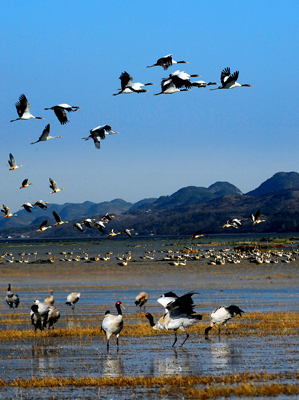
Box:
1, 1, 299, 213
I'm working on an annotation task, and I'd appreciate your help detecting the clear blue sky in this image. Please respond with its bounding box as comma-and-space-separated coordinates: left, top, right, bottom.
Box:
1, 1, 299, 213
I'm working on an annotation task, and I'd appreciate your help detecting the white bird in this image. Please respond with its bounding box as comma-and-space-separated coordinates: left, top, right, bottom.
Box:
10, 94, 44, 122
53, 211, 68, 226
113, 71, 154, 95
44, 104, 81, 125
65, 292, 81, 309
122, 228, 134, 238
147, 291, 202, 347
135, 291, 149, 309
20, 179, 34, 189
1, 205, 17, 219
33, 200, 48, 210
147, 54, 188, 70
49, 178, 65, 194
82, 218, 95, 228
250, 210, 265, 225
83, 125, 119, 149
73, 222, 84, 232
8, 153, 23, 170
210, 67, 252, 90
6, 284, 20, 309
222, 218, 242, 229
169, 70, 201, 89
191, 80, 218, 88
32, 300, 50, 328
22, 203, 34, 213
101, 301, 125, 349
205, 305, 244, 335
30, 124, 62, 144
94, 221, 106, 233
36, 220, 52, 232
154, 77, 189, 95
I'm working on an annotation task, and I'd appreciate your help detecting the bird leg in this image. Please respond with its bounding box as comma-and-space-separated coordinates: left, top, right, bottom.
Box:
180, 332, 189, 347
172, 330, 178, 347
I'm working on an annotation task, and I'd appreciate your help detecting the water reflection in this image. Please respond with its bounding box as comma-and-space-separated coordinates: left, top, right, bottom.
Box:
152, 349, 193, 376
207, 336, 243, 370
102, 353, 124, 377
31, 344, 60, 376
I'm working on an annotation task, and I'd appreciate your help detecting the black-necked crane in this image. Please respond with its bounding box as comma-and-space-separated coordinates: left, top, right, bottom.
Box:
30, 124, 62, 144
82, 125, 119, 149
32, 300, 50, 328
135, 292, 149, 309
53, 211, 68, 226
49, 178, 65, 194
6, 284, 20, 309
20, 179, 33, 189
36, 220, 52, 232
22, 203, 34, 213
44, 104, 81, 125
210, 67, 252, 90
191, 80, 218, 88
73, 222, 84, 232
190, 230, 204, 240
44, 290, 54, 305
250, 210, 265, 225
205, 305, 244, 335
1, 205, 17, 219
147, 54, 188, 70
8, 153, 23, 170
95, 220, 106, 233
146, 291, 202, 347
169, 70, 201, 89
101, 301, 125, 349
33, 200, 48, 210
30, 304, 43, 335
65, 292, 81, 310
113, 71, 154, 95
154, 77, 190, 95
10, 94, 44, 122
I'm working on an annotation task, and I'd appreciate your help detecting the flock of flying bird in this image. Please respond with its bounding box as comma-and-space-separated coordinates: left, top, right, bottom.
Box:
6, 283, 244, 348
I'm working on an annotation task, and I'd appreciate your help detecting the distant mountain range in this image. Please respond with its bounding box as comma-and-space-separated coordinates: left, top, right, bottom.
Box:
2, 171, 299, 238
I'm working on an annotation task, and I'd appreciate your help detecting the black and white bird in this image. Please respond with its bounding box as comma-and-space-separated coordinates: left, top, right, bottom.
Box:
65, 292, 81, 309
6, 284, 20, 309
20, 179, 34, 189
47, 305, 60, 329
22, 203, 34, 213
94, 220, 106, 233
210, 67, 252, 90
169, 70, 201, 89
30, 304, 43, 335
44, 104, 81, 125
113, 71, 154, 95
82, 218, 95, 228
250, 210, 265, 225
36, 220, 52, 232
222, 218, 242, 229
10, 94, 44, 122
101, 301, 125, 349
73, 222, 84, 232
32, 300, 50, 328
135, 292, 149, 309
191, 80, 218, 88
101, 213, 115, 222
146, 291, 202, 347
53, 211, 68, 226
1, 205, 17, 219
122, 228, 134, 238
49, 178, 65, 194
190, 230, 204, 240
8, 153, 23, 170
154, 77, 190, 95
205, 305, 244, 335
33, 200, 48, 210
147, 54, 188, 70
83, 125, 119, 149
30, 124, 62, 144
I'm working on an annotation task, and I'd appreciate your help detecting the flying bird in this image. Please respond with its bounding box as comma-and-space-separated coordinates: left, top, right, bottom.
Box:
20, 179, 33, 189
36, 220, 52, 232
107, 229, 120, 238
190, 230, 204, 240
33, 200, 48, 210
94, 221, 106, 233
53, 211, 68, 226
169, 70, 201, 89
101, 301, 125, 349
205, 305, 244, 335
154, 77, 190, 95
83, 125, 119, 149
73, 222, 84, 232
101, 213, 115, 222
210, 67, 252, 90
122, 228, 134, 238
1, 205, 17, 219
147, 54, 188, 70
82, 218, 95, 228
250, 210, 265, 225
49, 178, 65, 194
22, 203, 34, 213
222, 219, 242, 229
113, 71, 154, 95
30, 124, 62, 144
10, 94, 44, 122
8, 153, 23, 170
44, 104, 81, 125
191, 80, 218, 88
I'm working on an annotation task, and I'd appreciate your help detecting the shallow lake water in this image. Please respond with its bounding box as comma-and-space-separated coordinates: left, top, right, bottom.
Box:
1, 236, 299, 399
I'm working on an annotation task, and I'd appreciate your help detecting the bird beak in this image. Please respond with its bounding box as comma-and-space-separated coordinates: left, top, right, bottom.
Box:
120, 304, 125, 309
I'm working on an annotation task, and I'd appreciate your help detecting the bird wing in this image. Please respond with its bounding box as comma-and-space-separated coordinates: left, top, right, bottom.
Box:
255, 210, 261, 220
2, 205, 10, 214
158, 54, 172, 70
119, 71, 133, 91
224, 70, 239, 85
166, 290, 198, 315
15, 94, 29, 117
39, 220, 48, 229
54, 108, 68, 125
220, 67, 231, 85
21, 179, 28, 187
52, 211, 61, 223
161, 78, 174, 91
49, 178, 57, 190
39, 124, 50, 141
92, 136, 101, 149
9, 153, 16, 168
